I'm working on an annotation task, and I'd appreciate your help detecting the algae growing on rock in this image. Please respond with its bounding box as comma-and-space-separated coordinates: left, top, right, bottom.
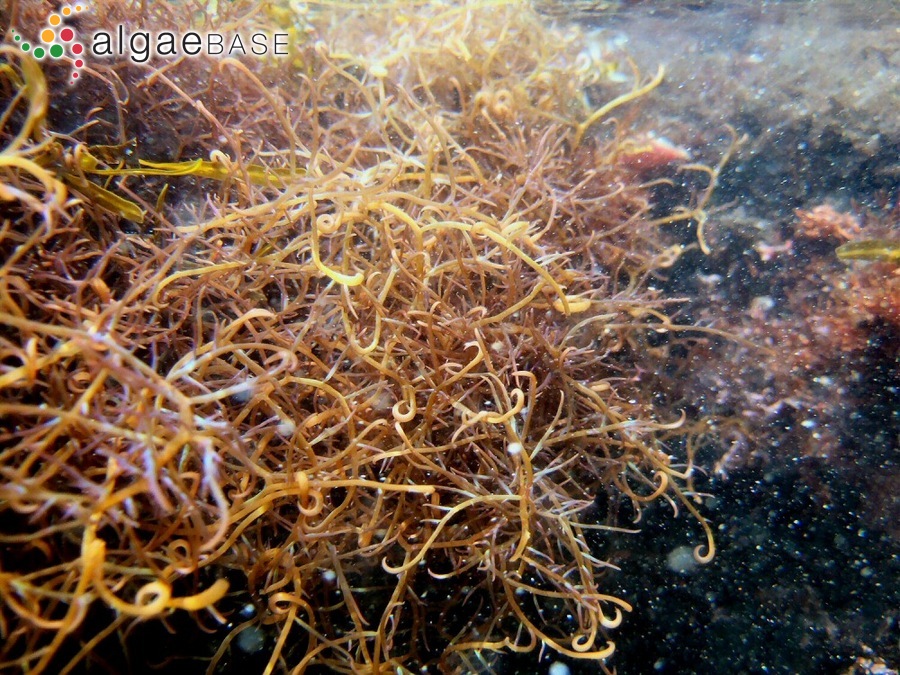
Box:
0, 1, 725, 672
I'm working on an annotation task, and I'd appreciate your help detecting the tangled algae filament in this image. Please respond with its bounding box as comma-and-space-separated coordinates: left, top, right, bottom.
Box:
0, 1, 722, 672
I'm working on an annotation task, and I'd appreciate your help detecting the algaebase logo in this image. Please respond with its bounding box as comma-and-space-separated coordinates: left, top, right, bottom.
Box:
10, 4, 87, 85
9, 3, 288, 87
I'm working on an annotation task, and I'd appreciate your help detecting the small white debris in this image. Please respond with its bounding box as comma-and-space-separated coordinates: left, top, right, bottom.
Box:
235, 625, 266, 654
666, 545, 699, 575
277, 420, 296, 436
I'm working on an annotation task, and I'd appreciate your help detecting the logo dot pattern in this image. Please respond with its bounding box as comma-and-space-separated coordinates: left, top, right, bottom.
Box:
12, 4, 87, 85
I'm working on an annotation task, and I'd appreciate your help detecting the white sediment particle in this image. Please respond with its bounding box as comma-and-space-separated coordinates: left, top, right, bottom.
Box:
666, 545, 699, 574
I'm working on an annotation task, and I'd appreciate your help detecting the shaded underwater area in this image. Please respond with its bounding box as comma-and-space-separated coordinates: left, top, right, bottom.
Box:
542, 2, 900, 674
0, 1, 897, 674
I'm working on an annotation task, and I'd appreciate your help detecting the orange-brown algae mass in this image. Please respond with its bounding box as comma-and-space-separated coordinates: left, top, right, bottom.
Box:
0, 1, 720, 673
